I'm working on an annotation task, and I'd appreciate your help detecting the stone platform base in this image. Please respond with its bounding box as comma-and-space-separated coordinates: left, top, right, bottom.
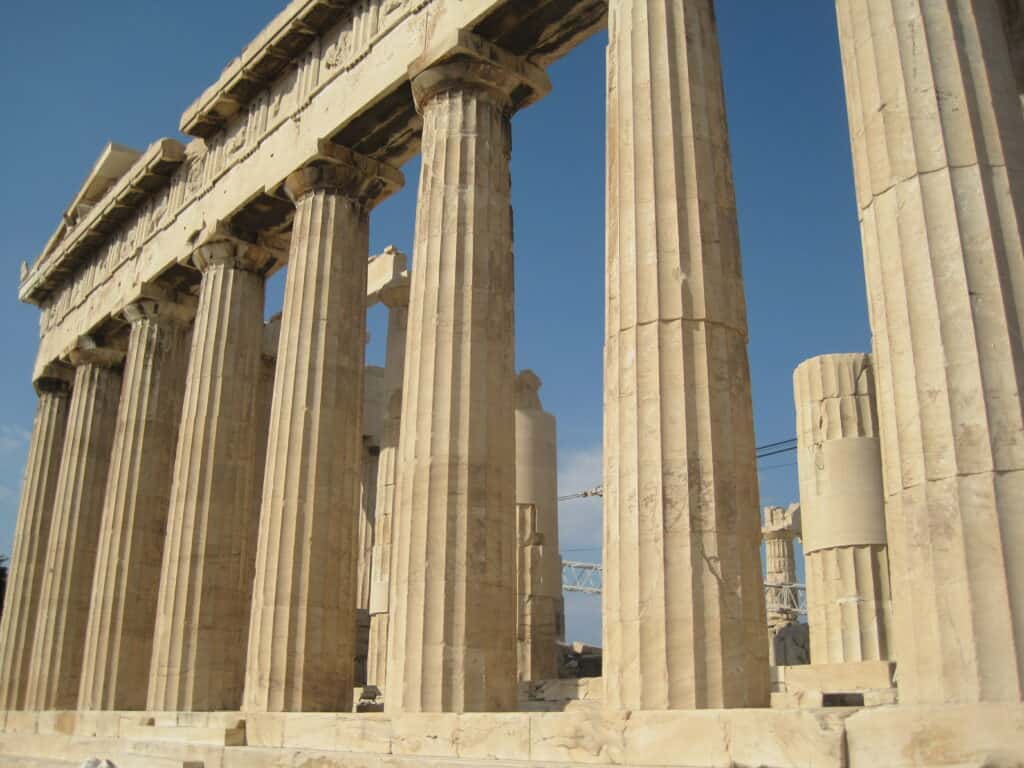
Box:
0, 704, 1021, 767
771, 661, 898, 709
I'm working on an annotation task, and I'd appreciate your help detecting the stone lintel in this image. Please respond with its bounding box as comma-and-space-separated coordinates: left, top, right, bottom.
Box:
284, 141, 405, 208
20, 139, 186, 306
122, 297, 197, 328
179, 0, 351, 138
410, 29, 552, 113
64, 336, 126, 369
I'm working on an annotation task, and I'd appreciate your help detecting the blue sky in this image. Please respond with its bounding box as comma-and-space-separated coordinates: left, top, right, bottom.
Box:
0, 2, 868, 646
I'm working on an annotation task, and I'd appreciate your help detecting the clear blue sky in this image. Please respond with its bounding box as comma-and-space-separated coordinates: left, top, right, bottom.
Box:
0, 2, 868, 646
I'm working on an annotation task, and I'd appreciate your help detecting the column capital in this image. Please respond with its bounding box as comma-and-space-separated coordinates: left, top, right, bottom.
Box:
285, 141, 404, 208
65, 336, 125, 369
122, 298, 196, 328
190, 224, 273, 274
761, 504, 801, 541
410, 30, 551, 114
32, 362, 73, 396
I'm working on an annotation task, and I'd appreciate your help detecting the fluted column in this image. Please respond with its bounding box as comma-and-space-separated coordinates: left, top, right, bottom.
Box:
367, 274, 409, 690
385, 47, 550, 713
148, 236, 267, 712
795, 354, 893, 666
77, 299, 192, 711
761, 505, 801, 625
242, 149, 402, 712
0, 366, 72, 710
836, 0, 1024, 704
25, 341, 123, 710
514, 371, 561, 681
603, 0, 768, 710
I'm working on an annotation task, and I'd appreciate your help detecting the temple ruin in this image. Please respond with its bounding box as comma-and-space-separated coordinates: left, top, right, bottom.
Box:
0, 0, 1022, 765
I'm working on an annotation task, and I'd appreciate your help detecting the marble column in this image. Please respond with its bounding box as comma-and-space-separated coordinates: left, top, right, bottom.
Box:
366, 281, 408, 690
0, 366, 72, 710
514, 371, 561, 681
762, 505, 801, 627
385, 47, 550, 713
836, 0, 1024, 704
794, 354, 892, 666
603, 0, 768, 710
148, 236, 267, 712
77, 300, 192, 711
243, 149, 401, 712
516, 503, 557, 683
25, 341, 123, 710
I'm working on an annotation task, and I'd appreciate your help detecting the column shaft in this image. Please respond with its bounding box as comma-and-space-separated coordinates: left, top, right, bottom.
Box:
603, 0, 768, 709
148, 246, 265, 712
836, 0, 1024, 703
386, 57, 544, 712
0, 376, 71, 710
514, 371, 561, 681
795, 354, 893, 665
367, 282, 409, 690
26, 357, 122, 710
78, 304, 191, 710
243, 181, 371, 712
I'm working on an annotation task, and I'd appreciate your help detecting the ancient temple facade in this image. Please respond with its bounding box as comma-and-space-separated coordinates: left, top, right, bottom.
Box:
0, 1, 1022, 766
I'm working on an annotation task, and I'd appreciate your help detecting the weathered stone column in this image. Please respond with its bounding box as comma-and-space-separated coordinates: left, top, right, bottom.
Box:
0, 366, 72, 710
243, 148, 401, 712
148, 235, 267, 712
794, 354, 892, 666
78, 299, 193, 711
516, 503, 558, 682
366, 276, 408, 690
385, 44, 550, 713
836, 1, 1024, 704
25, 340, 123, 710
514, 371, 561, 681
603, 0, 768, 710
762, 505, 801, 624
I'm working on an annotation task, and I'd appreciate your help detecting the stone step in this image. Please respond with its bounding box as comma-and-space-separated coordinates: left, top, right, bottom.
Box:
105, 753, 204, 768
121, 721, 245, 747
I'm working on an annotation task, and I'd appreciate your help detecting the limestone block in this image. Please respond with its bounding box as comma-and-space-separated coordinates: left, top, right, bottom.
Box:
603, 0, 767, 710
781, 661, 896, 693
456, 714, 531, 762
845, 703, 1024, 767
389, 714, 460, 758
529, 710, 627, 764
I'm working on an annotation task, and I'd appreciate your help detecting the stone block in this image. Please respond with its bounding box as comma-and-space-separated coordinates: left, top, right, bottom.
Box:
781, 661, 895, 692
243, 713, 285, 748
455, 714, 530, 761
846, 703, 1024, 767
529, 710, 627, 764
35, 711, 75, 735
390, 713, 460, 758
4, 708, 37, 733
622, 710, 846, 767
71, 711, 121, 738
